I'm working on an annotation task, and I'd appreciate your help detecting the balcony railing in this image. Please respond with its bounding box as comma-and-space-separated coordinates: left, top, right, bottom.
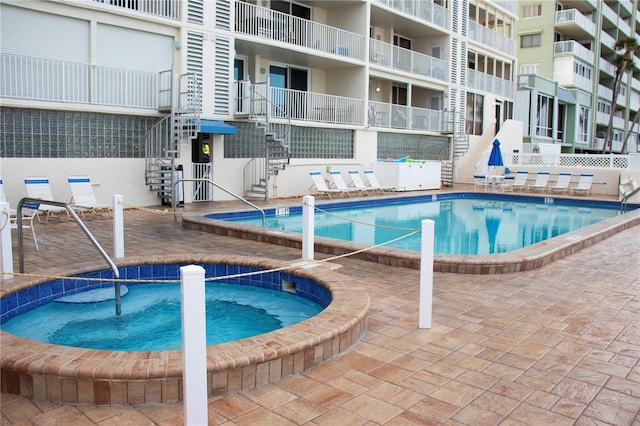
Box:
554, 40, 594, 64
466, 69, 513, 98
0, 53, 158, 109
375, 0, 450, 30
468, 21, 515, 57
555, 9, 596, 37
91, 0, 179, 20
369, 39, 447, 81
235, 3, 365, 61
368, 101, 446, 132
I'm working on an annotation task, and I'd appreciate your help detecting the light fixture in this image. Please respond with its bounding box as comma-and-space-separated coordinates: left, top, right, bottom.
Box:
375, 86, 381, 92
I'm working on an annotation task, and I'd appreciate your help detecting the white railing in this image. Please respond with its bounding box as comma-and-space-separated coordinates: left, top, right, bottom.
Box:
368, 101, 446, 132
554, 41, 594, 64
369, 39, 447, 81
467, 21, 515, 56
375, 0, 450, 30
1, 53, 158, 109
267, 87, 364, 126
555, 9, 596, 37
235, 3, 365, 61
511, 153, 629, 169
467, 69, 513, 98
92, 0, 179, 19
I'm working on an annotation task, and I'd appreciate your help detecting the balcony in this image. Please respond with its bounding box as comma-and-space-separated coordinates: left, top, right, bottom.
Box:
466, 69, 514, 98
374, 0, 450, 31
369, 39, 447, 81
599, 57, 616, 77
368, 101, 447, 132
0, 53, 157, 109
555, 9, 596, 39
600, 31, 616, 53
235, 3, 365, 62
467, 21, 515, 57
554, 41, 594, 64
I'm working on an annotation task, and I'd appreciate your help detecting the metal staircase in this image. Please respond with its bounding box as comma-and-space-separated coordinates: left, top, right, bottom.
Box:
441, 110, 468, 187
242, 81, 291, 200
144, 68, 201, 204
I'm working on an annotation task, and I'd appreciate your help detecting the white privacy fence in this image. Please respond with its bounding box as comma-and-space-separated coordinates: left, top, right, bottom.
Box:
1, 53, 158, 109
510, 153, 629, 169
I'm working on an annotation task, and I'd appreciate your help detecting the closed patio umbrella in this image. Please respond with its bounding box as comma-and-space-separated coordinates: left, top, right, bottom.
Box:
488, 139, 504, 173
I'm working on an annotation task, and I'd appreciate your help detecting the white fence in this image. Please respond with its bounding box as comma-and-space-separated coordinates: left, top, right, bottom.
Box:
511, 153, 629, 169
1, 53, 158, 109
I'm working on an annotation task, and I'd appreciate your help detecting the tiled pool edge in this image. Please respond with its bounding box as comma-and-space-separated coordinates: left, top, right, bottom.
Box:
0, 255, 368, 406
183, 207, 640, 274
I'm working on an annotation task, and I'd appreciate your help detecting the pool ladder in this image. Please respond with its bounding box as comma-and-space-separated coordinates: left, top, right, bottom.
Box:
14, 198, 122, 316
621, 186, 640, 212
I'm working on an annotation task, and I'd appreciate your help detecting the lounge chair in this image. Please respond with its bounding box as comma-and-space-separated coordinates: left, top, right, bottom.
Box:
363, 169, 395, 193
510, 171, 528, 191
0, 178, 15, 215
328, 170, 363, 196
549, 172, 572, 194
308, 171, 346, 199
473, 175, 490, 192
24, 176, 68, 223
496, 175, 515, 192
347, 170, 371, 194
1, 179, 39, 250
526, 171, 550, 192
571, 173, 593, 196
68, 176, 112, 219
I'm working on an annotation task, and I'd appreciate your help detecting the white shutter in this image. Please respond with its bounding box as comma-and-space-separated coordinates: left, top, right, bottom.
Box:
214, 36, 231, 115
0, 4, 88, 62
97, 24, 173, 71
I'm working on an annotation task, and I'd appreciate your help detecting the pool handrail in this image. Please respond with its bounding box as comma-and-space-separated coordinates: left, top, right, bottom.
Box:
172, 178, 265, 226
15, 197, 122, 315
621, 185, 640, 212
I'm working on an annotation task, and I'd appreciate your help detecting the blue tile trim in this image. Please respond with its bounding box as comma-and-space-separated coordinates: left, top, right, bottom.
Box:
1, 263, 332, 324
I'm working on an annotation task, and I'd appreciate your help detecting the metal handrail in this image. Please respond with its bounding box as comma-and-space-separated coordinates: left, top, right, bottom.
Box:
15, 198, 122, 315
621, 186, 640, 212
173, 178, 266, 226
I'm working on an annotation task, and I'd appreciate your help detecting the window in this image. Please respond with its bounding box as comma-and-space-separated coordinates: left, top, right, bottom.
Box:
466, 92, 484, 136
522, 4, 542, 18
520, 63, 539, 74
536, 94, 553, 138
521, 33, 541, 48
556, 103, 565, 141
577, 106, 589, 143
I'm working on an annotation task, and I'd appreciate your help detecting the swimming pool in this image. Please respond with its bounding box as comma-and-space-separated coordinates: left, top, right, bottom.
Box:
216, 197, 621, 255
184, 192, 640, 273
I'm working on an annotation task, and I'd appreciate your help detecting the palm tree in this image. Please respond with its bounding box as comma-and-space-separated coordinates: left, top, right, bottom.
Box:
605, 37, 640, 154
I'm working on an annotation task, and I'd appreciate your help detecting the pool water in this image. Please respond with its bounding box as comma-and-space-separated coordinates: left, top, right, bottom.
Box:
226, 197, 622, 255
2, 283, 324, 351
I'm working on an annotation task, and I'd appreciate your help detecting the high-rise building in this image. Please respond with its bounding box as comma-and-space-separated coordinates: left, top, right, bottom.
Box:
1, 0, 519, 203
515, 0, 640, 154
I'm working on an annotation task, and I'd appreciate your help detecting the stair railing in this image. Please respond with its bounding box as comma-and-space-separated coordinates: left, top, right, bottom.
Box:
15, 198, 122, 316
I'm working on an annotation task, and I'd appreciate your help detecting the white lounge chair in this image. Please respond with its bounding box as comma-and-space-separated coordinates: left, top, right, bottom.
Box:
571, 173, 594, 196
496, 175, 515, 192
24, 176, 68, 223
527, 171, 550, 192
309, 171, 346, 199
68, 176, 112, 219
363, 169, 395, 193
327, 170, 362, 196
510, 171, 528, 191
347, 170, 371, 194
549, 172, 572, 194
1, 179, 39, 250
473, 175, 490, 192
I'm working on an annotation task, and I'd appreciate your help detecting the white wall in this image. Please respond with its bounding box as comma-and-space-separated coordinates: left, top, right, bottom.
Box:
0, 158, 158, 208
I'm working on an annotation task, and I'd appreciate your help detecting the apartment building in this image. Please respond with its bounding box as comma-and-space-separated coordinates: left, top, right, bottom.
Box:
0, 0, 518, 205
515, 0, 640, 154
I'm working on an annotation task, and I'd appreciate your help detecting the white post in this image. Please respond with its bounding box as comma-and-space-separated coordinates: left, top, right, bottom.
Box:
302, 195, 315, 260
0, 202, 13, 280
180, 264, 208, 425
113, 195, 124, 258
419, 219, 434, 329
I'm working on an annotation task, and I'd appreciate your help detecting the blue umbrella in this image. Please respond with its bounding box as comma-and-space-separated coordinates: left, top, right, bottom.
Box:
488, 139, 504, 169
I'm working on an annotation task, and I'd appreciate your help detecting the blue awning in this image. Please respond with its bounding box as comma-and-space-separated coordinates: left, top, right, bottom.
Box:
200, 120, 237, 135
557, 87, 576, 104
